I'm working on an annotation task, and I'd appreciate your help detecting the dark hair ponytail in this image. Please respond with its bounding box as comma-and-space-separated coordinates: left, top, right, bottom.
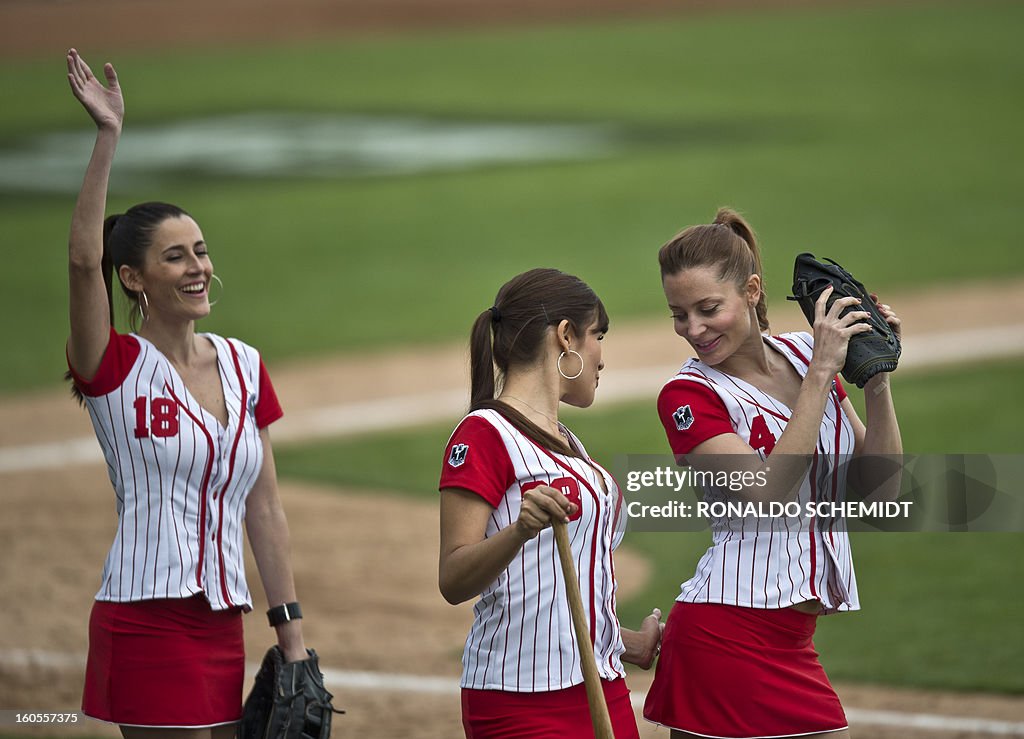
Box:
65, 202, 190, 404
469, 309, 498, 409
468, 268, 609, 456
101, 214, 119, 327
659, 206, 769, 332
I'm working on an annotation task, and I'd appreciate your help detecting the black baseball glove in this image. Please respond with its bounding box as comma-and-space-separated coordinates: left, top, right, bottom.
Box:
788, 252, 901, 388
238, 646, 342, 739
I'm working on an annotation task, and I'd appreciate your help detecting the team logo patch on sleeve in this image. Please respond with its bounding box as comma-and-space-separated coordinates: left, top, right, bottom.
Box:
673, 405, 695, 431
448, 443, 469, 468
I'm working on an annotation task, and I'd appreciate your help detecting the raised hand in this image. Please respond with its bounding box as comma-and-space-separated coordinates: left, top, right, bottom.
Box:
66, 48, 123, 132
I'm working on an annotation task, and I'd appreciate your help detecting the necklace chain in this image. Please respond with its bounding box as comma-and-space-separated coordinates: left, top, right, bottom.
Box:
500, 394, 564, 435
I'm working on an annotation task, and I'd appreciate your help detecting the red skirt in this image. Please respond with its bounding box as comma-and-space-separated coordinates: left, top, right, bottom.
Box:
643, 602, 847, 738
462, 678, 639, 738
82, 595, 244, 727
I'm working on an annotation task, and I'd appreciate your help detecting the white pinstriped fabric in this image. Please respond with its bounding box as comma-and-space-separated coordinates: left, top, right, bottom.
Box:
78, 333, 269, 612
663, 332, 859, 614
442, 408, 628, 692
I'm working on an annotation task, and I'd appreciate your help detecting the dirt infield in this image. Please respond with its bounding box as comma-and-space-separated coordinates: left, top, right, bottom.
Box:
3, 469, 1024, 738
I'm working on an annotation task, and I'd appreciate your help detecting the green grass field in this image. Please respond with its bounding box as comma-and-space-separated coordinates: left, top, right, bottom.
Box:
1, 0, 1022, 392
274, 359, 1024, 693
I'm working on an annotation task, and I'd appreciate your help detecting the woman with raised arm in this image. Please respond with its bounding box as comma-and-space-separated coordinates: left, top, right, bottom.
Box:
65, 49, 310, 738
438, 268, 663, 738
643, 209, 902, 739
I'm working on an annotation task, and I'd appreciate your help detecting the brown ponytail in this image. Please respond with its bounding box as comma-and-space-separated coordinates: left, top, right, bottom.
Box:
469, 309, 498, 409
101, 214, 119, 328
468, 268, 609, 456
659, 206, 770, 332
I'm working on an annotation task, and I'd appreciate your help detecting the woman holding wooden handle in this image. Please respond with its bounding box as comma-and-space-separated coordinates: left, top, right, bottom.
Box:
438, 268, 663, 738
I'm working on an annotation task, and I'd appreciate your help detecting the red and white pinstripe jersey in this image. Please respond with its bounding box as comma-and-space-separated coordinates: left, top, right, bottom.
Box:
439, 408, 628, 692
68, 328, 283, 611
657, 332, 859, 614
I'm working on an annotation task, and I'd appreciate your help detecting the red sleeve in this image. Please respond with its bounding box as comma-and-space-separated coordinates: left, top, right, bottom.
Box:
255, 358, 284, 428
657, 379, 735, 456
66, 327, 140, 397
834, 375, 848, 402
438, 415, 516, 507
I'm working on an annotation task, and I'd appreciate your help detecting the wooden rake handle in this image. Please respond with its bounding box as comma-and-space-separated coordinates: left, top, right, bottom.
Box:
551, 518, 615, 739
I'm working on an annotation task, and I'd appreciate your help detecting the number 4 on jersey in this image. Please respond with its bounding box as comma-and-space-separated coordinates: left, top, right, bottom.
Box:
749, 415, 777, 454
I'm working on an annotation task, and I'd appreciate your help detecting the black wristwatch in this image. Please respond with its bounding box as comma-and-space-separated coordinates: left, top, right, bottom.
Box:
266, 601, 303, 627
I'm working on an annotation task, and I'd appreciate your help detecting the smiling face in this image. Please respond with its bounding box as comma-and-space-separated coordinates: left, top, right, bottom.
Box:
120, 215, 214, 323
558, 316, 606, 409
663, 265, 760, 366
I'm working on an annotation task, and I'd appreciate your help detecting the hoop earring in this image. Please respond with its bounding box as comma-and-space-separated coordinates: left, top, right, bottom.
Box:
208, 273, 224, 307
557, 350, 584, 380
138, 290, 150, 323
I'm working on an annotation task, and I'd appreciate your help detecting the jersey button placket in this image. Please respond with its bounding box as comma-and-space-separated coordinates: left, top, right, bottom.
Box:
209, 446, 225, 500
206, 448, 224, 574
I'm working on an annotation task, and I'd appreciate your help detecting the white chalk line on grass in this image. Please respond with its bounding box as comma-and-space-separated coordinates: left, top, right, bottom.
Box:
2, 650, 1022, 735
2, 324, 1022, 475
